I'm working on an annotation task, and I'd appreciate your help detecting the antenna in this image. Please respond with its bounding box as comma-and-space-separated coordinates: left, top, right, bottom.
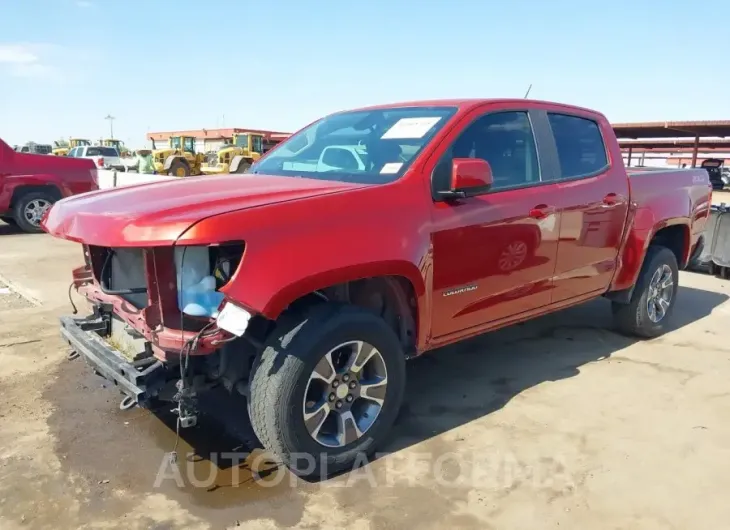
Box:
523, 84, 533, 99
104, 114, 116, 139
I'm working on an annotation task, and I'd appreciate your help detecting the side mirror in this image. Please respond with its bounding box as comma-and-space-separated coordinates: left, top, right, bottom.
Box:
441, 158, 493, 199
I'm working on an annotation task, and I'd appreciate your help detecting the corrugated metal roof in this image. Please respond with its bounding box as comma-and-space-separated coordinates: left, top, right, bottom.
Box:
613, 120, 730, 139
620, 139, 730, 150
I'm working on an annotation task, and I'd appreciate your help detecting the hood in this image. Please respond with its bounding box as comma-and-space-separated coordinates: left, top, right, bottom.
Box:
42, 173, 365, 246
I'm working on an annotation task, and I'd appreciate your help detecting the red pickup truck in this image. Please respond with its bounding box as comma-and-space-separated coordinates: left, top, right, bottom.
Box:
0, 138, 97, 232
43, 99, 711, 477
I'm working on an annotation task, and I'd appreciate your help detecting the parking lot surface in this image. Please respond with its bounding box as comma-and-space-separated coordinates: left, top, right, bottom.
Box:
2, 219, 730, 529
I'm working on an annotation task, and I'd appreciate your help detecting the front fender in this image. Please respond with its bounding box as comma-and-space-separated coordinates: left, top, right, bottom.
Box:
229, 155, 253, 173
175, 181, 432, 327
163, 155, 186, 171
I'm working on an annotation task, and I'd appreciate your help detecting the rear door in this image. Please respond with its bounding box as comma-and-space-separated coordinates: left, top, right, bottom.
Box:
429, 106, 562, 339
544, 112, 629, 302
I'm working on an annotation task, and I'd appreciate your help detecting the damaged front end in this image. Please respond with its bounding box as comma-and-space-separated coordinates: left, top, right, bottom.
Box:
62, 243, 262, 426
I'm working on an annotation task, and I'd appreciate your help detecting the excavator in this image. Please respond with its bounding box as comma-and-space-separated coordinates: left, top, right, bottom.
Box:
52, 138, 91, 156
152, 135, 206, 177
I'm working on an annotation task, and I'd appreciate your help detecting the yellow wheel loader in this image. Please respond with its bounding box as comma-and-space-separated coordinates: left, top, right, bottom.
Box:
53, 138, 91, 156
152, 136, 205, 177
200, 132, 265, 175
101, 138, 130, 157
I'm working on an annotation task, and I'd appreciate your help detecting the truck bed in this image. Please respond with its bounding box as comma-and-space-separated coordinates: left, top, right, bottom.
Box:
627, 167, 712, 238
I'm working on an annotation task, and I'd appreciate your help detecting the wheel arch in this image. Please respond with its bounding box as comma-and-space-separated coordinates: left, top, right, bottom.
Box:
10, 184, 62, 208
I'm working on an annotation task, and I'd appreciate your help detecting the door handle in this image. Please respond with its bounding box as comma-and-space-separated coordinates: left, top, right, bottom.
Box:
603, 193, 619, 205
529, 204, 554, 219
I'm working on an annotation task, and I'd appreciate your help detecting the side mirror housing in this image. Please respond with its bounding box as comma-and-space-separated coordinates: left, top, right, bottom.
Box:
440, 158, 493, 199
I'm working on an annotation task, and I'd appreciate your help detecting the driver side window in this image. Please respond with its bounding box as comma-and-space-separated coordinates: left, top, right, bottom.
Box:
432, 111, 540, 198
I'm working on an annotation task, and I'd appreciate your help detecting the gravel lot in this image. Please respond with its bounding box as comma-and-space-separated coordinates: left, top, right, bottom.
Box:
1, 215, 730, 529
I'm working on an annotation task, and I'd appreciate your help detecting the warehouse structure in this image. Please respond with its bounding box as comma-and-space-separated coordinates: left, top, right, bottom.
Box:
614, 121, 730, 168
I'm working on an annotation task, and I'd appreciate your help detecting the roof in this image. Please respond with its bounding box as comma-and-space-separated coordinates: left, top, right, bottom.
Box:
146, 127, 291, 141
620, 139, 730, 150
349, 98, 605, 117
613, 120, 730, 139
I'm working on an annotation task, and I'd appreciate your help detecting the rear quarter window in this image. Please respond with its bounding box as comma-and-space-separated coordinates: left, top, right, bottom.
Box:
548, 113, 608, 179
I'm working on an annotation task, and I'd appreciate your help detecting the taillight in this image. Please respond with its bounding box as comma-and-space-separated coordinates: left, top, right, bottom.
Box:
97, 157, 104, 167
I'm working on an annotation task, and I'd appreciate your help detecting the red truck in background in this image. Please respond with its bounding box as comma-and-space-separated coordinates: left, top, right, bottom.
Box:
0, 139, 98, 233
43, 99, 712, 478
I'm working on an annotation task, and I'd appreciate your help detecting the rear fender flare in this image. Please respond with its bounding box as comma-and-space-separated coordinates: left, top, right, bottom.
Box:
0, 177, 64, 213
609, 214, 690, 295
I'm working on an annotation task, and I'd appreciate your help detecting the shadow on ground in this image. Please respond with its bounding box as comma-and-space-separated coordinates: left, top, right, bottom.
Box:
43, 284, 727, 526
0, 220, 22, 236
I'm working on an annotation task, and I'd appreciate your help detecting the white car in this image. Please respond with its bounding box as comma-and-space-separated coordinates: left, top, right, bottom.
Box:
67, 145, 123, 170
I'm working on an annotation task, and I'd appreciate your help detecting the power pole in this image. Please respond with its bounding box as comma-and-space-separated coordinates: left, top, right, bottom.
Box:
104, 114, 116, 139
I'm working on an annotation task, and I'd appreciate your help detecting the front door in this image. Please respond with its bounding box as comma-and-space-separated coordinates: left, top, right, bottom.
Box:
429, 110, 561, 339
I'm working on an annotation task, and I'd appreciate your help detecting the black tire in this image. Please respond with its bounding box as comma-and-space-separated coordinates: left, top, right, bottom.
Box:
612, 246, 679, 338
168, 159, 190, 177
13, 191, 56, 233
249, 304, 406, 479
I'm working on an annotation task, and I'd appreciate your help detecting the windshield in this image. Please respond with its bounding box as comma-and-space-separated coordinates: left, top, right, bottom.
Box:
251, 106, 457, 184
234, 134, 248, 148
170, 137, 181, 149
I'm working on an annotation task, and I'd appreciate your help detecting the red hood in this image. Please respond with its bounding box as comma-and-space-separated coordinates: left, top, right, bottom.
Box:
42, 173, 364, 246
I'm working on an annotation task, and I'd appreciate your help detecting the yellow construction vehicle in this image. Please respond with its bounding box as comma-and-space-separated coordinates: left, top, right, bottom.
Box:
200, 132, 265, 175
52, 138, 91, 156
152, 136, 205, 177
100, 138, 130, 156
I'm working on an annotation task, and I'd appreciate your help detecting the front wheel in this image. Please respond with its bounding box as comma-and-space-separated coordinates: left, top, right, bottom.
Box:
249, 305, 406, 478
168, 159, 190, 177
612, 246, 679, 338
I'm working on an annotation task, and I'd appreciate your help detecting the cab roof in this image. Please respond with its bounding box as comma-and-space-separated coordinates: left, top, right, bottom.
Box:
346, 98, 605, 119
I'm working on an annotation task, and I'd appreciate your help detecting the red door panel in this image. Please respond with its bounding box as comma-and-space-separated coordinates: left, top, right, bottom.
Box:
430, 183, 561, 338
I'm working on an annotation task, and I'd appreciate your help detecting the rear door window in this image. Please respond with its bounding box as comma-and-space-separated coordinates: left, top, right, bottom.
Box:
547, 113, 608, 179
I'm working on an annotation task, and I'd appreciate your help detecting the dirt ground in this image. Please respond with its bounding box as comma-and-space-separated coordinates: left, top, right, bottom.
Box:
2, 219, 730, 530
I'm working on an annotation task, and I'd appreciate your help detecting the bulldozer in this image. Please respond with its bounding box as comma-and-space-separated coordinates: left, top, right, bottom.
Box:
52, 138, 91, 156
200, 132, 265, 175
152, 135, 205, 177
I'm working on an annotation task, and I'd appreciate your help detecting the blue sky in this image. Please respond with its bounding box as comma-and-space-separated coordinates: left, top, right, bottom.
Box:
1, 0, 729, 147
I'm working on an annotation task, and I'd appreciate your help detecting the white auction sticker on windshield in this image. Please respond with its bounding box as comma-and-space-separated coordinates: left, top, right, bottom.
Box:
380, 162, 403, 174
381, 117, 442, 139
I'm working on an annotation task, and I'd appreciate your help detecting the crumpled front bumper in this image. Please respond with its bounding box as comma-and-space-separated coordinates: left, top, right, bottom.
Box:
60, 314, 166, 404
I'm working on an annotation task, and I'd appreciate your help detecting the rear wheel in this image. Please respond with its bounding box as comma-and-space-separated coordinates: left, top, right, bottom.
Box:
249, 304, 406, 478
13, 191, 55, 233
612, 246, 679, 338
168, 159, 190, 177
